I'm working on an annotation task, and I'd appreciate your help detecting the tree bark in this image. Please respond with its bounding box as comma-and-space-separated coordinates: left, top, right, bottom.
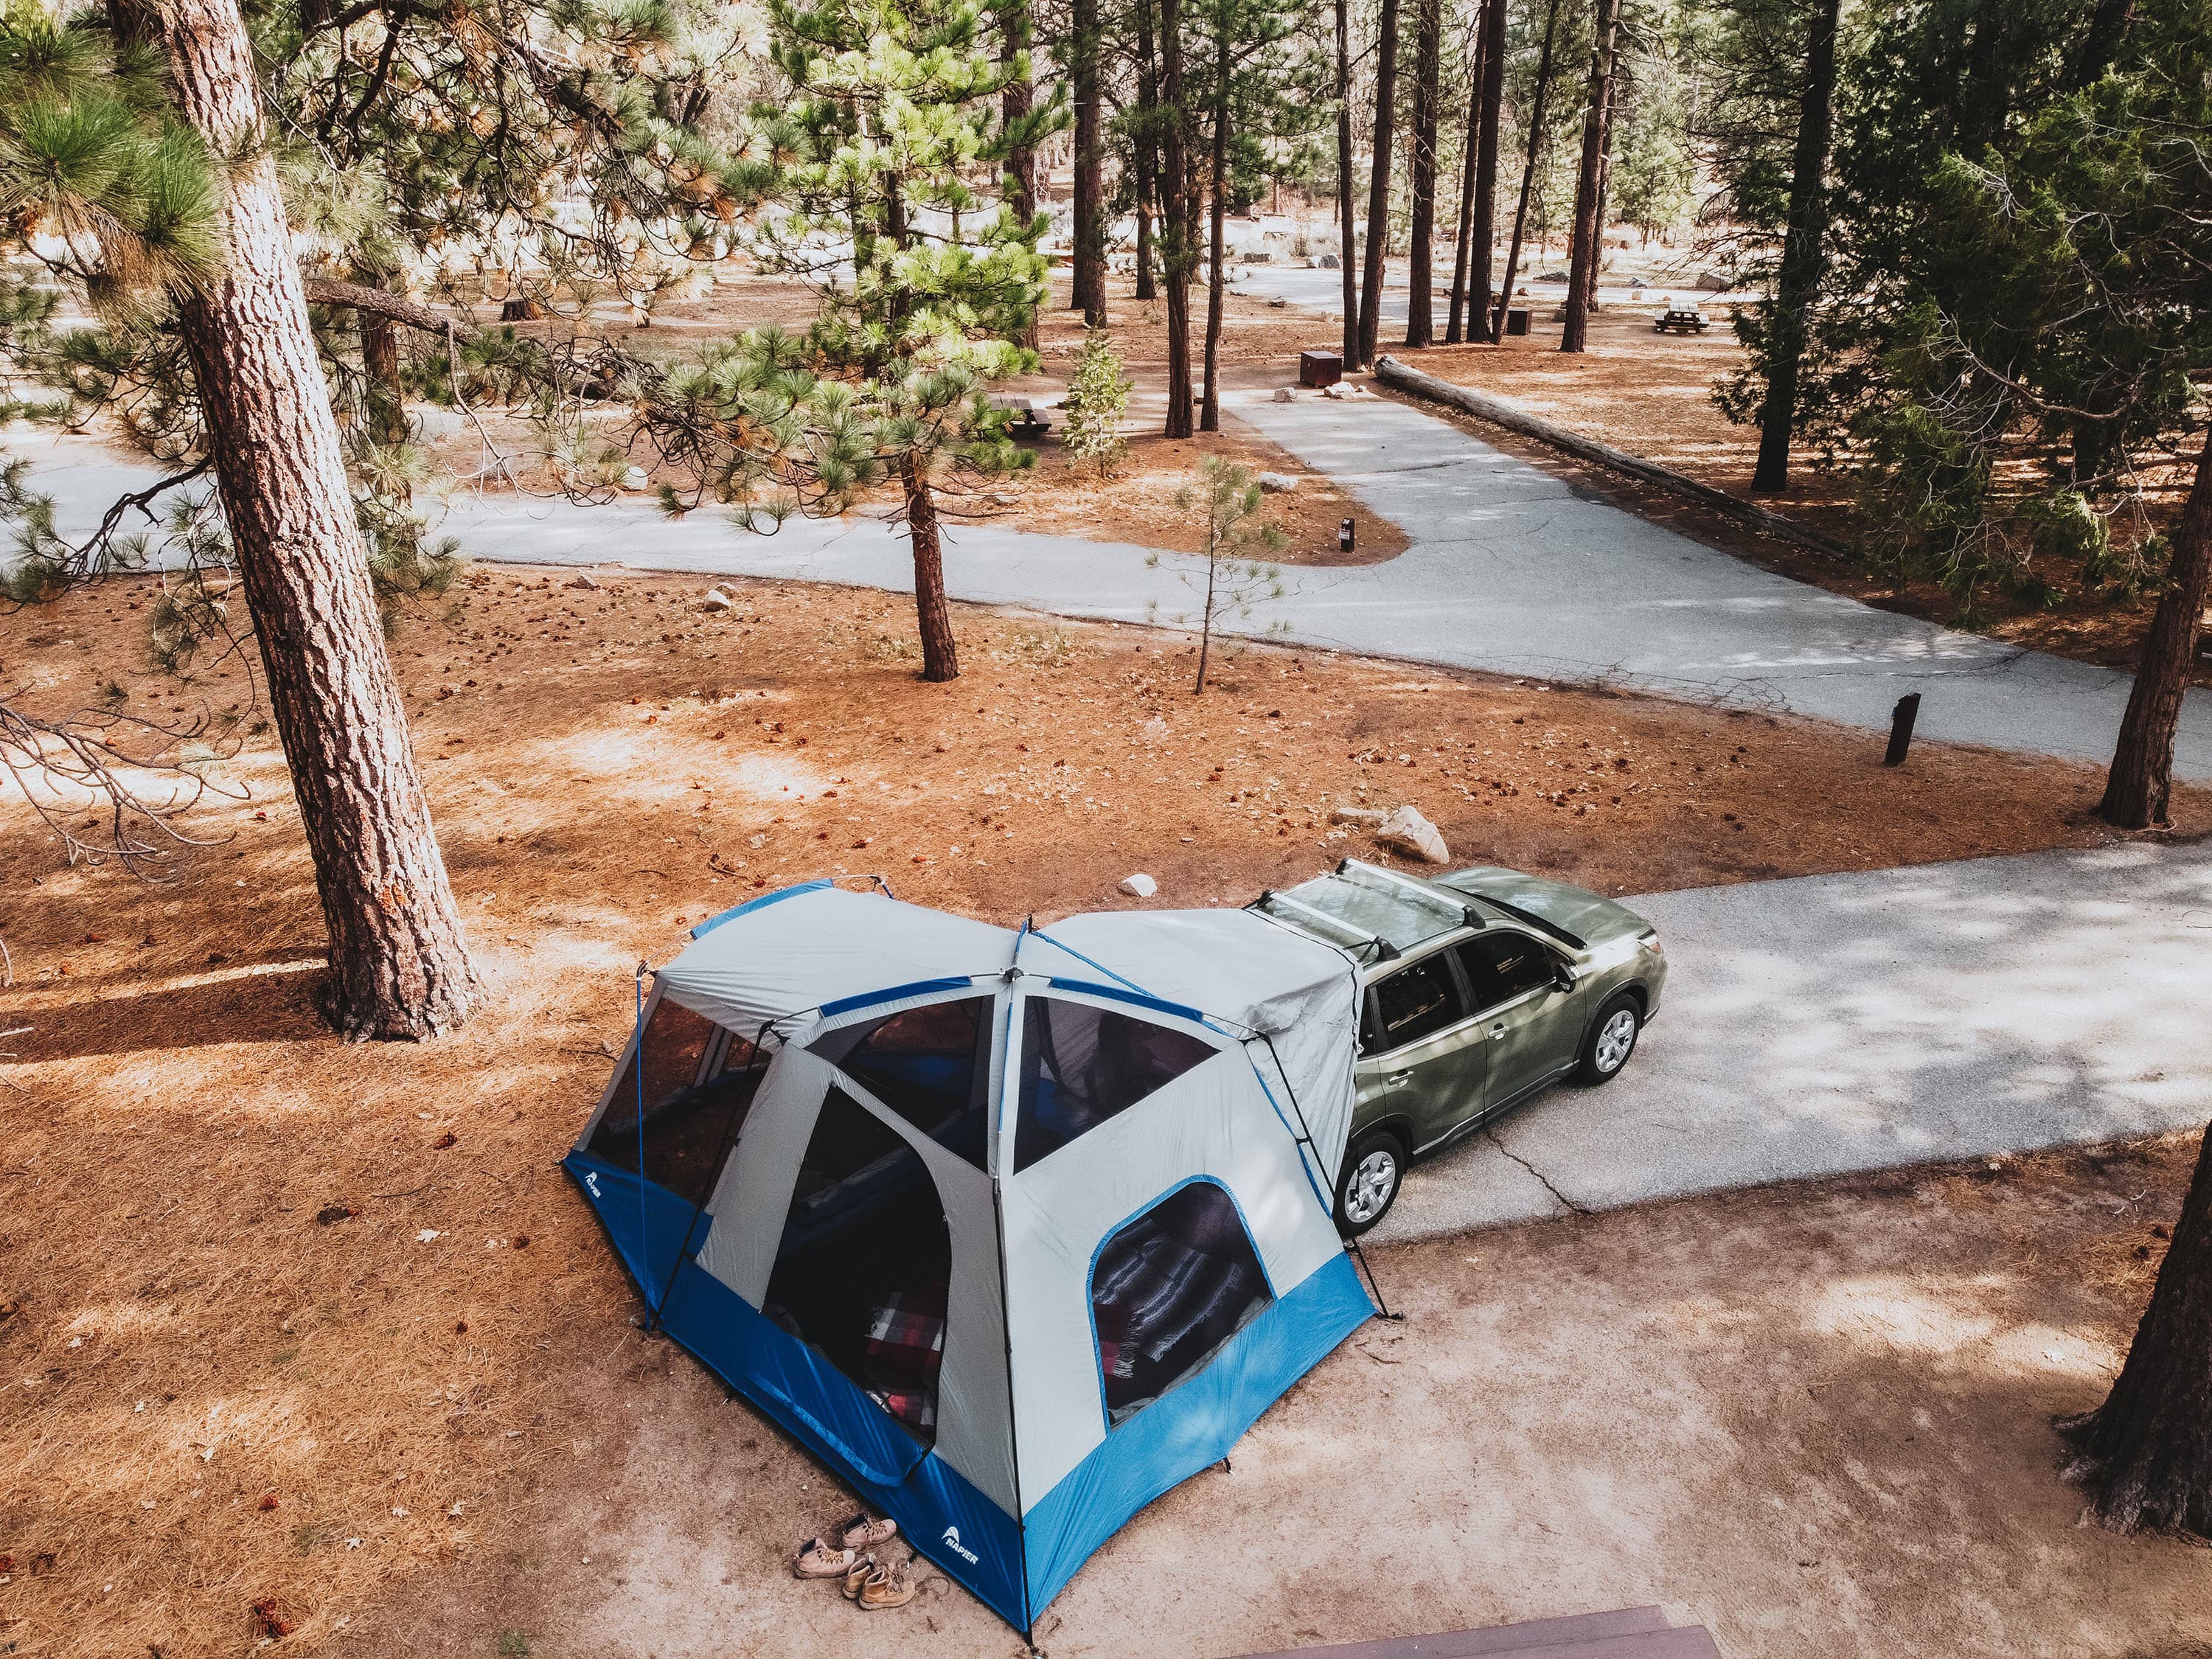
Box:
1356, 0, 1401, 369
1578, 68, 1617, 320
152, 0, 479, 1040
1161, 0, 1194, 437
1445, 17, 1486, 344
2062, 1122, 2212, 1532
1134, 0, 1160, 302
1201, 7, 1231, 431
999, 0, 1039, 347
1402, 0, 1441, 347
1335, 0, 1358, 364
1750, 0, 1841, 493
901, 451, 960, 682
351, 266, 408, 446
2100, 424, 2212, 829
1495, 0, 1562, 339
1559, 0, 1621, 354
1464, 0, 1507, 341
1071, 0, 1107, 326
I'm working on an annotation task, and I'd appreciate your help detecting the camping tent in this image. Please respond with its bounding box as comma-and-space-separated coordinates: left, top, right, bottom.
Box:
564, 878, 1374, 1632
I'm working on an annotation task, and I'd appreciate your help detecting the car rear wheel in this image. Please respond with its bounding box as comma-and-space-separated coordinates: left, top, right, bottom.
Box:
1335, 1129, 1405, 1238
1576, 992, 1641, 1085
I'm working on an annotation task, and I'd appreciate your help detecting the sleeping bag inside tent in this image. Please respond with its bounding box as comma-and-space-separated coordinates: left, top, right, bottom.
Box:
563, 879, 1374, 1631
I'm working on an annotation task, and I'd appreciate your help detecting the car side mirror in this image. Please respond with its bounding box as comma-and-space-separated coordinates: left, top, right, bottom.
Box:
1552, 961, 1579, 993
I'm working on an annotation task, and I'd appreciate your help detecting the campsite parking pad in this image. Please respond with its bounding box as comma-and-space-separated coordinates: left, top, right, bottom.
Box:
1374, 836, 2212, 1242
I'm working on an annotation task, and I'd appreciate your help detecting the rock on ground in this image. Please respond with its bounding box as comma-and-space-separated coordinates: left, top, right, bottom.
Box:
1378, 804, 1450, 863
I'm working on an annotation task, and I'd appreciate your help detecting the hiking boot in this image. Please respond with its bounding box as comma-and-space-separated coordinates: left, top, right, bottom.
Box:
841, 1553, 875, 1600
792, 1536, 855, 1579
858, 1557, 918, 1610
838, 1512, 899, 1551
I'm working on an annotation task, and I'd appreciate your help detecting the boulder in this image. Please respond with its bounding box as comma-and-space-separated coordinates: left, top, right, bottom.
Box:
1318, 252, 1340, 270
700, 587, 736, 612
1377, 804, 1450, 864
1257, 472, 1298, 493
1117, 872, 1158, 898
622, 465, 651, 490
566, 573, 599, 591
1272, 386, 1296, 403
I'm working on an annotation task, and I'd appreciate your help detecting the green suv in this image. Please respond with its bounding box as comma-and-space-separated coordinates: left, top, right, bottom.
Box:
1251, 858, 1666, 1235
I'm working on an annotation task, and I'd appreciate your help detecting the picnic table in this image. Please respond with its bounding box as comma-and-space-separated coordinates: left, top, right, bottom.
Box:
987, 394, 1053, 438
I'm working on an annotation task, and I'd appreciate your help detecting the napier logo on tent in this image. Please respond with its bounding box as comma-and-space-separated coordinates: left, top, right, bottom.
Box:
940, 1526, 980, 1565
583, 1171, 603, 1200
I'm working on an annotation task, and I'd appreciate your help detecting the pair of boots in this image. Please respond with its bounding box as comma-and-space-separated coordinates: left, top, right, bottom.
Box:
793, 1514, 917, 1609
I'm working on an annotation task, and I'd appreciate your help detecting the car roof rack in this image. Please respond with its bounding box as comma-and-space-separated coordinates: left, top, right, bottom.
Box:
1334, 858, 1486, 933
1459, 889, 1587, 952
1252, 888, 1399, 962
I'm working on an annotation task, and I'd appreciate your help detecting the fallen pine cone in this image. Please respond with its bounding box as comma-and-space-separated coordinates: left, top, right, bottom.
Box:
251, 1596, 295, 1638
314, 1206, 361, 1226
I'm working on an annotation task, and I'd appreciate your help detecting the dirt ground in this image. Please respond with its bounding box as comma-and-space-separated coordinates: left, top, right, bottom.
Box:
1, 571, 2202, 1659
341, 1134, 2212, 1659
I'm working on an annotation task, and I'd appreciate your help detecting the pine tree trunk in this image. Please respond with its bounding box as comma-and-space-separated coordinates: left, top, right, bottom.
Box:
1161, 0, 1194, 438
999, 0, 1039, 348
1071, 0, 1107, 327
2101, 424, 2212, 829
1559, 0, 1621, 355
357, 291, 408, 446
1201, 13, 1230, 431
1356, 0, 1401, 369
1495, 0, 1562, 341
1465, 0, 1507, 341
1445, 24, 1486, 345
1403, 0, 1441, 348
152, 0, 479, 1040
1135, 0, 1160, 302
1578, 72, 1616, 319
901, 452, 961, 682
2063, 1123, 2212, 1532
1750, 0, 1840, 493
1336, 0, 1359, 364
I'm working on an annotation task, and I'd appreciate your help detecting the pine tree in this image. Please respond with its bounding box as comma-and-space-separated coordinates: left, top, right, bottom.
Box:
735, 0, 1054, 682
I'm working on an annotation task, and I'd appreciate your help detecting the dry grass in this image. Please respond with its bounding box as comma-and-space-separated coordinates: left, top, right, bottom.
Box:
0, 567, 2194, 1658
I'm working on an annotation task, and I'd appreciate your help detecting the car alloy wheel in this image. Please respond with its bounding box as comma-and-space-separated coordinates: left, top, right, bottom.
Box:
1343, 1146, 1399, 1226
1593, 1007, 1638, 1074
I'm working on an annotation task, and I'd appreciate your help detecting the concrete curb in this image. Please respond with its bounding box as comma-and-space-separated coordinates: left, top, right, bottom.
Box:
1373, 354, 1852, 560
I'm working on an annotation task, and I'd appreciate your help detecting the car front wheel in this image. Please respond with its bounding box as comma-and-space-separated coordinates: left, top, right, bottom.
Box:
1576, 992, 1641, 1085
1335, 1129, 1405, 1237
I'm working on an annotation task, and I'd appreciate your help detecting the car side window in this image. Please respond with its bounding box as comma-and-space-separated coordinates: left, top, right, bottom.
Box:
1366, 954, 1467, 1054
1458, 931, 1556, 1012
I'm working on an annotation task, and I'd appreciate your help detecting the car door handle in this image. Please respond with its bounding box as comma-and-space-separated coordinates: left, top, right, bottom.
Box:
1489, 1023, 1507, 1040
1385, 1070, 1413, 1086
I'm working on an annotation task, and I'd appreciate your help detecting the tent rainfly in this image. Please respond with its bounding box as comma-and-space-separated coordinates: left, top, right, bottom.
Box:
565, 879, 1375, 1631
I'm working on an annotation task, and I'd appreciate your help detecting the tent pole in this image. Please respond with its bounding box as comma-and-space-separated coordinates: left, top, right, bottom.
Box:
1257, 1031, 1404, 1323
634, 963, 655, 1333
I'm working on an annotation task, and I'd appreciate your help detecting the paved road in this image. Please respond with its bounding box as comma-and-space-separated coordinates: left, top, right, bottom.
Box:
16, 395, 2210, 779
1376, 837, 2212, 1240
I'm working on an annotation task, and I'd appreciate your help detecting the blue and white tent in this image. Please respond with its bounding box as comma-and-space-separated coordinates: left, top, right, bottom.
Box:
564, 878, 1375, 1632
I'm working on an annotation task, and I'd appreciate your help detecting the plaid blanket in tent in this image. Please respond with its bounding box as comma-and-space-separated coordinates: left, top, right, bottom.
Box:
864, 1281, 945, 1433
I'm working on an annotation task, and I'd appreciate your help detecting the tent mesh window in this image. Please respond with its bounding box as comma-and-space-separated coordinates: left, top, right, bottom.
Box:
811, 995, 994, 1170
1091, 1181, 1273, 1427
765, 1085, 952, 1444
1014, 997, 1217, 1172
588, 999, 766, 1206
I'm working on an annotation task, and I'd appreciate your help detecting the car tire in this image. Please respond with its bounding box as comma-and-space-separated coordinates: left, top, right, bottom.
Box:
1335, 1128, 1405, 1238
1576, 992, 1641, 1085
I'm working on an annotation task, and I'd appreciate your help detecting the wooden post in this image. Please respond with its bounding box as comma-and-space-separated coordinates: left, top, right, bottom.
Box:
1884, 693, 1921, 766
